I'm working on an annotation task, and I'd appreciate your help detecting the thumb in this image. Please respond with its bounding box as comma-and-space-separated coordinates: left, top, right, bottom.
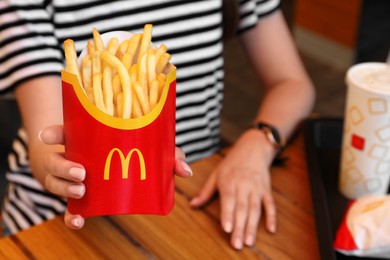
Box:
190, 171, 217, 208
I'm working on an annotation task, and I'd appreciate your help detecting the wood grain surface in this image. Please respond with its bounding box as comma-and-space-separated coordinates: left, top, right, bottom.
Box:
0, 134, 320, 259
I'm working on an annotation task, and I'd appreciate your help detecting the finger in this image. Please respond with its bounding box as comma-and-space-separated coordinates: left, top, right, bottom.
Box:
44, 152, 85, 182
230, 189, 249, 250
175, 159, 193, 178
219, 181, 236, 234
263, 193, 277, 233
39, 125, 65, 145
64, 209, 85, 230
244, 193, 261, 247
190, 171, 217, 208
174, 147, 192, 178
45, 174, 85, 199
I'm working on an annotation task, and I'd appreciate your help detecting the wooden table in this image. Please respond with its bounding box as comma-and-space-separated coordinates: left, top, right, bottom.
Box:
0, 134, 320, 259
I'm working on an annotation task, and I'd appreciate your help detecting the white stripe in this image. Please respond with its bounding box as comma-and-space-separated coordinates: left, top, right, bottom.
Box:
166, 32, 222, 62
7, 153, 19, 172
177, 118, 220, 144
256, 0, 280, 15
5, 202, 30, 230
177, 81, 221, 107
180, 132, 220, 153
9, 189, 43, 225
176, 101, 220, 122
55, 1, 220, 38
177, 69, 223, 92
36, 207, 56, 220
2, 211, 19, 235
1, 62, 62, 90
18, 128, 28, 143
177, 109, 220, 133
12, 139, 28, 166
27, 192, 66, 213
0, 48, 62, 74
176, 57, 223, 78
6, 173, 45, 190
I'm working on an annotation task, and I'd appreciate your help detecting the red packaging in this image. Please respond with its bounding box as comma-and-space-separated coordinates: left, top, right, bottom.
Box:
61, 64, 176, 218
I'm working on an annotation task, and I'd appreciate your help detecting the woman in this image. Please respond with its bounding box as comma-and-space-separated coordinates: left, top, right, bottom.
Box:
0, 0, 314, 250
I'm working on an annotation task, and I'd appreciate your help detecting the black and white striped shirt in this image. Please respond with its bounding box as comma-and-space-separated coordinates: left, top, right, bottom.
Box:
0, 0, 280, 234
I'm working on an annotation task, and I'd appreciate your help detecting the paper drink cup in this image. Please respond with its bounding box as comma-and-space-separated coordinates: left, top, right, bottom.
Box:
62, 32, 176, 218
340, 62, 390, 199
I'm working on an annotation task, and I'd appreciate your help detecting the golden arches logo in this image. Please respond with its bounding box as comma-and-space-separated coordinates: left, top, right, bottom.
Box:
104, 148, 146, 180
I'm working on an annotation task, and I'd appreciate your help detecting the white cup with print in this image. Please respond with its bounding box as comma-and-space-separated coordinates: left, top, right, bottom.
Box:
340, 62, 390, 199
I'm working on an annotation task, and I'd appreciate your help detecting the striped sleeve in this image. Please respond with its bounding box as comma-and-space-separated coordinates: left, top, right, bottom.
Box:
0, 0, 63, 95
238, 0, 281, 34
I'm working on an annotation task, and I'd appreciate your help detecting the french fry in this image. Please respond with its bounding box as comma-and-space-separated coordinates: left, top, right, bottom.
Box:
107, 37, 119, 55
87, 41, 95, 55
149, 79, 159, 110
119, 40, 129, 55
64, 39, 82, 84
116, 92, 123, 118
155, 44, 167, 63
126, 34, 142, 65
138, 52, 148, 98
157, 73, 166, 99
132, 92, 143, 118
65, 25, 172, 119
138, 24, 152, 63
134, 81, 150, 115
147, 49, 156, 88
129, 64, 143, 118
156, 53, 171, 74
102, 67, 114, 116
92, 28, 104, 52
93, 73, 106, 113
101, 51, 132, 119
81, 55, 94, 102
92, 52, 106, 113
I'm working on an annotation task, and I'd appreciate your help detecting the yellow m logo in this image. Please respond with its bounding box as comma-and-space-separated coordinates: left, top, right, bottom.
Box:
104, 148, 146, 181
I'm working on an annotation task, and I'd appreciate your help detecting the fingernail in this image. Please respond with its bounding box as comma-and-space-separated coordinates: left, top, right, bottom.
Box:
69, 185, 85, 197
38, 130, 43, 142
69, 167, 86, 181
189, 197, 200, 207
71, 218, 83, 228
233, 238, 243, 250
245, 235, 254, 246
223, 222, 232, 233
181, 161, 193, 176
270, 224, 276, 233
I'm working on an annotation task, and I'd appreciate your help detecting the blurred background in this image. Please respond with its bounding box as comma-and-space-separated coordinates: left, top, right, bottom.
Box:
1, 0, 389, 201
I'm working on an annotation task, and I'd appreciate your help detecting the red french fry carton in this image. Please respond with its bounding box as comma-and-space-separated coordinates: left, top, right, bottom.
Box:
61, 63, 176, 218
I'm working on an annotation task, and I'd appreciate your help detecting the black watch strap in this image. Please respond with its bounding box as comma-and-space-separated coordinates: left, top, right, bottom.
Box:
250, 122, 283, 151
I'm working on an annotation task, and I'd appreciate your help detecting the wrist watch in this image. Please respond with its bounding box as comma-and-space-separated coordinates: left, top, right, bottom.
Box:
250, 122, 283, 151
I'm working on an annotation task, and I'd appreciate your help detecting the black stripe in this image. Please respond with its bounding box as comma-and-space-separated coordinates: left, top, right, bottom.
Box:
0, 58, 62, 80
0, 30, 58, 48
34, 202, 64, 216
7, 150, 29, 171
14, 186, 46, 220
2, 210, 22, 233
55, 1, 218, 28
175, 51, 222, 69
0, 3, 45, 14
177, 78, 222, 97
18, 183, 67, 207
177, 65, 223, 83
15, 133, 28, 151
153, 23, 221, 44
0, 72, 61, 95
168, 36, 222, 56
0, 18, 52, 32
177, 115, 220, 136
9, 199, 35, 226
180, 136, 220, 157
0, 44, 62, 65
